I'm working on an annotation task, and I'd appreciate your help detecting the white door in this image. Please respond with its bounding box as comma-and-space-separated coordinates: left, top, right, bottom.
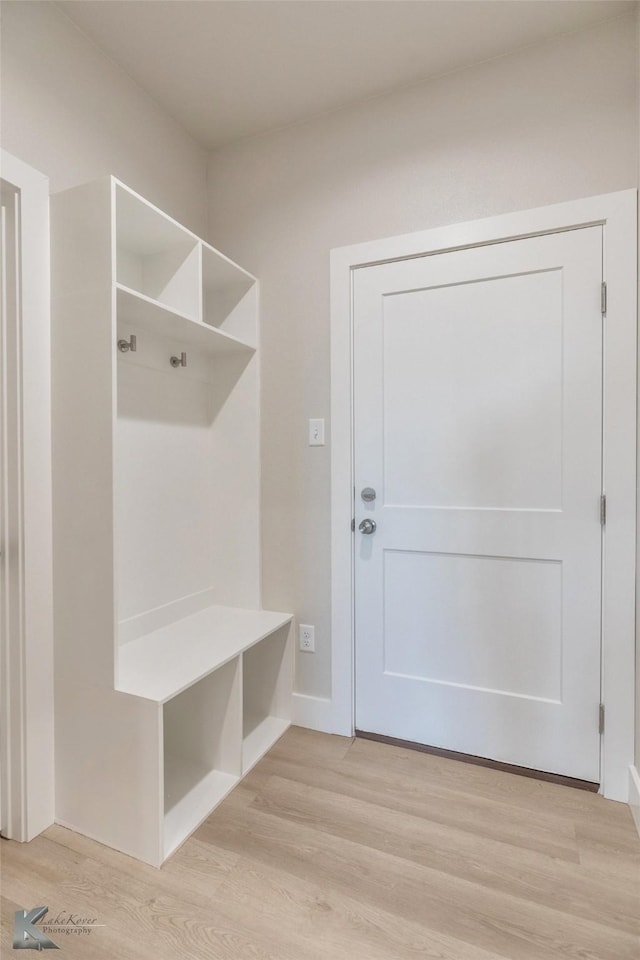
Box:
354, 227, 603, 782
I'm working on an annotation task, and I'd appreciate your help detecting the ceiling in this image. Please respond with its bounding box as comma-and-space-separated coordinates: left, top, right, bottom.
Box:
57, 1, 636, 151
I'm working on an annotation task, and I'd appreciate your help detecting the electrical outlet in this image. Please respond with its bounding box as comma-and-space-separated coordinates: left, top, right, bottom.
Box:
298, 624, 315, 653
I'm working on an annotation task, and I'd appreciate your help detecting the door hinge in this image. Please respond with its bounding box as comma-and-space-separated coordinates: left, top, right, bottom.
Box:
599, 703, 605, 735
351, 518, 355, 532
601, 281, 607, 316
600, 494, 606, 526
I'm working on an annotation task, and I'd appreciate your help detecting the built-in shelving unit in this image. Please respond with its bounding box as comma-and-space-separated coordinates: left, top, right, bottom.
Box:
51, 176, 292, 868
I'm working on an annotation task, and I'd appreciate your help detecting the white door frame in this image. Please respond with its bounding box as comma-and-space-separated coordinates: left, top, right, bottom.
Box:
329, 190, 637, 803
0, 151, 54, 840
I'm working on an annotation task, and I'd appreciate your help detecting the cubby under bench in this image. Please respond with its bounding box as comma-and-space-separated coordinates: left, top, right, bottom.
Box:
116, 604, 293, 863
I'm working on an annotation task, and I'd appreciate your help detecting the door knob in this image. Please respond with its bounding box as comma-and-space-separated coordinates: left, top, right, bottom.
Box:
358, 518, 377, 535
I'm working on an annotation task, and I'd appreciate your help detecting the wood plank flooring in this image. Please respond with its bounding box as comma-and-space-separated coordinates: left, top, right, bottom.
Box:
2, 726, 639, 959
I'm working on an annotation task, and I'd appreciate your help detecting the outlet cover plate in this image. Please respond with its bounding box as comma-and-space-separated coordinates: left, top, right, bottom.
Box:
309, 419, 325, 446
299, 624, 315, 652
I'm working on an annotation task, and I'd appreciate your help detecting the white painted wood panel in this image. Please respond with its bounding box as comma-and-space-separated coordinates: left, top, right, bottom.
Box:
116, 361, 220, 620
383, 271, 562, 509
354, 226, 603, 782
117, 605, 292, 704
116, 284, 256, 356
383, 551, 562, 701
54, 680, 163, 867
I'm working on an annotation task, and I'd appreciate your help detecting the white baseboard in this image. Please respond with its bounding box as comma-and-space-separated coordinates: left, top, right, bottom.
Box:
629, 765, 640, 838
291, 692, 337, 733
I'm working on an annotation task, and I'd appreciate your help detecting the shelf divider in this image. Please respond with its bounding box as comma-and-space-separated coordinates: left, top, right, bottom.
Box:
242, 716, 290, 774
164, 766, 239, 859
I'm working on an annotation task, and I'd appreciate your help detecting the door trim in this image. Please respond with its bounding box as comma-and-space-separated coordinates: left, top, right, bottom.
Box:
329, 190, 637, 802
0, 151, 54, 840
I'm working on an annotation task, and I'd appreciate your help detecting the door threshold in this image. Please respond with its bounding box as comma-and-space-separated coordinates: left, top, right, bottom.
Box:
355, 730, 599, 793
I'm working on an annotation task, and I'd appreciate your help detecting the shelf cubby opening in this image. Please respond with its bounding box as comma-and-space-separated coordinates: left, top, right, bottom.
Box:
115, 184, 200, 320
202, 243, 256, 346
242, 625, 291, 773
116, 285, 256, 358
163, 658, 241, 859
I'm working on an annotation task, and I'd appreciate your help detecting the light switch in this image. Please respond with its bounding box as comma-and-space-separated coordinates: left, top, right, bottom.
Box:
308, 419, 325, 446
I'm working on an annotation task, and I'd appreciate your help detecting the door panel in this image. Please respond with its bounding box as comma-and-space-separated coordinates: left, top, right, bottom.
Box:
383, 551, 562, 702
383, 271, 563, 509
354, 227, 603, 782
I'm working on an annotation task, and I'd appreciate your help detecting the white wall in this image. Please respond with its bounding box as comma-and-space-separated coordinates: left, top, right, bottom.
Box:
208, 14, 639, 702
0, 1, 207, 233
2, 1, 637, 731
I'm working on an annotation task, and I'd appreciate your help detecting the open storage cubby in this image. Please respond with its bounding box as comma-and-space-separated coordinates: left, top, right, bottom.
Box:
163, 659, 241, 860
202, 242, 257, 347
112, 183, 258, 358
243, 626, 292, 773
116, 285, 255, 360
115, 182, 200, 320
52, 175, 293, 868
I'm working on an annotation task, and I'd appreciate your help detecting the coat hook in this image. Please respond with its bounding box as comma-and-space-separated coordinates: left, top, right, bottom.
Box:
118, 334, 136, 353
170, 352, 187, 368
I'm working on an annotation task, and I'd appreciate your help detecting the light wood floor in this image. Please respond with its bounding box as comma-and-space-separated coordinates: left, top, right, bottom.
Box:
2, 726, 639, 959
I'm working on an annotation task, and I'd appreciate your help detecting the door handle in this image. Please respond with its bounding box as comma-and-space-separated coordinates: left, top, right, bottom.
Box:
358, 518, 377, 535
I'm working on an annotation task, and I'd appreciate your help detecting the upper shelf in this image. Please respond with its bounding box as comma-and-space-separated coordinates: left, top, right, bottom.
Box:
116, 604, 292, 704
116, 284, 255, 357
114, 181, 257, 345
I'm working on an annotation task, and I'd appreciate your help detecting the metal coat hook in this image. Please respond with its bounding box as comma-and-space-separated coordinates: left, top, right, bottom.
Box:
118, 335, 136, 353
170, 352, 187, 368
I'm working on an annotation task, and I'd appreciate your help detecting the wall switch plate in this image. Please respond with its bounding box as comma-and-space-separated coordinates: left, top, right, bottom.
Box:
299, 624, 315, 652
308, 419, 325, 446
